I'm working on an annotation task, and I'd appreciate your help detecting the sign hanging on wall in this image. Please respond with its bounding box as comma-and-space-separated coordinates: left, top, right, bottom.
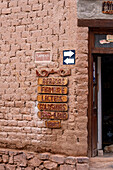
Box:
38, 78, 68, 86
37, 95, 68, 103
63, 50, 75, 65
102, 1, 113, 14
38, 111, 68, 120
37, 77, 69, 129
45, 120, 61, 129
38, 86, 68, 94
38, 103, 68, 112
35, 51, 51, 63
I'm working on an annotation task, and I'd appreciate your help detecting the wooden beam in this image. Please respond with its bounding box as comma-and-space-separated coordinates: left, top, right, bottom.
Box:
78, 19, 113, 27
92, 48, 113, 54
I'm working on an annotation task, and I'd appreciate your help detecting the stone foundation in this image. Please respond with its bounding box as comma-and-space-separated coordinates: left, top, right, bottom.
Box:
0, 148, 89, 170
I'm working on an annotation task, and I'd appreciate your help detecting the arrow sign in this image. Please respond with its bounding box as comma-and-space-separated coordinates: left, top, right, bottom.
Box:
64, 58, 74, 64
64, 50, 74, 57
63, 50, 75, 65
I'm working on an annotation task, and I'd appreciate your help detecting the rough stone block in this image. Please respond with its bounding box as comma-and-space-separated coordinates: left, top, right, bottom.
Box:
25, 167, 33, 170
14, 153, 27, 167
6, 165, 16, 170
9, 156, 14, 164
77, 157, 89, 163
60, 164, 76, 170
50, 154, 65, 164
28, 157, 42, 167
2, 155, 9, 163
65, 156, 77, 165
76, 164, 89, 170
44, 161, 58, 170
39, 153, 51, 160
39, 164, 44, 169
26, 153, 34, 160
0, 156, 3, 163
0, 165, 5, 170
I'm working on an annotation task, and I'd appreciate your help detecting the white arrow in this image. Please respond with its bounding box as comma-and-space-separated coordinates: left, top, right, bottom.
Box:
64, 50, 74, 57
64, 58, 74, 64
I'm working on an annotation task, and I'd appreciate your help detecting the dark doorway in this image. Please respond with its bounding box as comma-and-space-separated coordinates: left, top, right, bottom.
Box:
102, 55, 113, 149
88, 28, 113, 157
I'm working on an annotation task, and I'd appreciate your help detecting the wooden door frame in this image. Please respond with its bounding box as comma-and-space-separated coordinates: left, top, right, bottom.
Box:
88, 28, 113, 157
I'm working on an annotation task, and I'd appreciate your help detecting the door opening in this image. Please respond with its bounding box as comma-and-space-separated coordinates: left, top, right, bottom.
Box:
102, 55, 113, 150
88, 28, 113, 157
93, 54, 113, 155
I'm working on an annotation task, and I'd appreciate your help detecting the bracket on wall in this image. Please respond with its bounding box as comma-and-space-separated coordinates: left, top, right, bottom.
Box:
36, 69, 71, 77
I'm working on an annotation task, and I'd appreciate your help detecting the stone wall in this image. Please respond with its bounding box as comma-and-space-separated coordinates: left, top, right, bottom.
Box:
0, 148, 89, 170
0, 0, 88, 156
77, 0, 113, 19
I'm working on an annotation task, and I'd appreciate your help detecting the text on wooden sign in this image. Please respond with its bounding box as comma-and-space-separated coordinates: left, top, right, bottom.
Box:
45, 120, 61, 128
38, 78, 68, 86
37, 95, 67, 103
38, 103, 68, 111
38, 86, 67, 94
38, 111, 68, 120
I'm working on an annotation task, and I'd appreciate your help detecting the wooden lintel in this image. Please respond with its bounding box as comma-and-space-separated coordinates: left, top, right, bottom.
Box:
92, 48, 113, 54
78, 19, 113, 27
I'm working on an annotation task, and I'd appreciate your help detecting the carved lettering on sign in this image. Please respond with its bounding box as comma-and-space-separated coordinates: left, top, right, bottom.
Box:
38, 78, 68, 86
38, 103, 68, 111
38, 111, 68, 120
37, 76, 68, 129
37, 95, 67, 103
45, 120, 61, 128
38, 86, 67, 94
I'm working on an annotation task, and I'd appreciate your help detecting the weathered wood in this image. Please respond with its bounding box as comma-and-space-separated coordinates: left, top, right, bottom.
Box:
38, 77, 68, 86
92, 48, 113, 54
38, 111, 68, 120
37, 95, 68, 103
78, 19, 113, 27
38, 86, 68, 94
45, 120, 61, 128
38, 103, 68, 111
36, 69, 71, 77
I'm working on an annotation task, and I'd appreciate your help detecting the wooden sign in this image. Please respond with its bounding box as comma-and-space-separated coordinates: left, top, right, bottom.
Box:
107, 35, 113, 42
38, 86, 67, 94
37, 95, 67, 103
38, 111, 68, 120
37, 76, 68, 128
38, 103, 68, 111
38, 78, 68, 86
102, 1, 113, 14
45, 120, 61, 128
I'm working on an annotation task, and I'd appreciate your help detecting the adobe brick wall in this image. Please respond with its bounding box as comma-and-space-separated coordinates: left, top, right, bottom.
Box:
0, 148, 89, 170
0, 0, 88, 156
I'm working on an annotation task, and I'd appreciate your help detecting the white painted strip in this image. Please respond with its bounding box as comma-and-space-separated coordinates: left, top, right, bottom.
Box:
97, 57, 102, 150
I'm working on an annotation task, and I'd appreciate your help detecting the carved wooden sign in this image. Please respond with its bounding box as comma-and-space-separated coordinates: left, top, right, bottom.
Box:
102, 1, 113, 14
37, 77, 68, 129
38, 78, 68, 86
36, 69, 71, 77
45, 120, 61, 129
37, 95, 67, 103
38, 103, 68, 111
38, 86, 67, 94
38, 111, 68, 120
